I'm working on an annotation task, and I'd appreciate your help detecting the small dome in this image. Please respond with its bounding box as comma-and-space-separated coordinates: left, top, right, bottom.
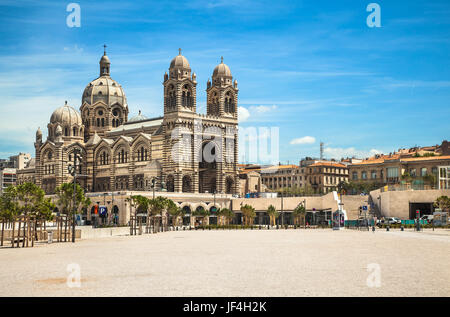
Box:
213, 57, 232, 78
100, 54, 110, 64
128, 110, 148, 123
170, 48, 190, 69
36, 127, 42, 137
50, 103, 82, 126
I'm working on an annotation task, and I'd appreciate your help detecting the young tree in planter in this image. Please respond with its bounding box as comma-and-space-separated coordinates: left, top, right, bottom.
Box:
240, 204, 256, 226
55, 183, 91, 220
266, 204, 279, 226
0, 185, 20, 221
15, 182, 46, 217
293, 203, 306, 228
37, 198, 56, 222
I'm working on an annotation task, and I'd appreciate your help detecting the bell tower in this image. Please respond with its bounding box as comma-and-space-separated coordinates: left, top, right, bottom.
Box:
163, 49, 197, 114
207, 57, 238, 118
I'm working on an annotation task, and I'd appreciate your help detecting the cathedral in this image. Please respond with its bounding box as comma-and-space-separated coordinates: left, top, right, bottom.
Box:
19, 48, 239, 195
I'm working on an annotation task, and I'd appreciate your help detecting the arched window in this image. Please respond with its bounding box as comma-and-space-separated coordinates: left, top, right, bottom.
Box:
225, 92, 234, 113
73, 127, 77, 136
182, 85, 193, 107
167, 85, 176, 110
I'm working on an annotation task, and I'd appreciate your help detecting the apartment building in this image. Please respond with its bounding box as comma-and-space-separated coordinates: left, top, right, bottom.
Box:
348, 140, 450, 189
0, 153, 31, 194
305, 161, 349, 194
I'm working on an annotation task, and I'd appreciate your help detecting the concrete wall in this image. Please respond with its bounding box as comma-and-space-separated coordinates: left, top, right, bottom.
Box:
231, 192, 367, 219
77, 226, 130, 239
370, 189, 450, 219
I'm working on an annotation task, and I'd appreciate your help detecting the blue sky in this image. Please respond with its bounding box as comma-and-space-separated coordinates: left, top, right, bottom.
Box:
0, 0, 449, 164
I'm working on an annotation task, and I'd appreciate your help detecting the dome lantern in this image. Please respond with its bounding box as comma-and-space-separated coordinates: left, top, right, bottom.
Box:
99, 44, 111, 77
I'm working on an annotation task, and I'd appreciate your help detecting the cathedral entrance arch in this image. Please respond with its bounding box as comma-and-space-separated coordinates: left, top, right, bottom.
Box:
199, 141, 218, 193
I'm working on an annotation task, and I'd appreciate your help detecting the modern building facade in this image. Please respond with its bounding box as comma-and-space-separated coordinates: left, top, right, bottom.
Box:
17, 49, 239, 195
0, 168, 17, 194
0, 153, 31, 194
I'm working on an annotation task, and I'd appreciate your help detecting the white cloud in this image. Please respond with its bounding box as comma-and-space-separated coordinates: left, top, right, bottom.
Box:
238, 106, 250, 122
63, 44, 84, 53
290, 136, 316, 145
249, 105, 277, 113
324, 147, 382, 159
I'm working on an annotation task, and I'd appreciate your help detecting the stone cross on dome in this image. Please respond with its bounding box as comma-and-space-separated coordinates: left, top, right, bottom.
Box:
103, 44, 107, 55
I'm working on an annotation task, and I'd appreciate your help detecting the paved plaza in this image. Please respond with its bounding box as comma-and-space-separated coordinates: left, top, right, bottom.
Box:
0, 229, 449, 297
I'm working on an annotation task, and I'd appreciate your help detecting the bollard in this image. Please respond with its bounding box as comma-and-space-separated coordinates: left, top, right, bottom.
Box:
47, 231, 53, 244
372, 226, 375, 232
386, 226, 390, 231
276, 225, 279, 230
267, 225, 270, 230
259, 225, 261, 230
401, 226, 404, 231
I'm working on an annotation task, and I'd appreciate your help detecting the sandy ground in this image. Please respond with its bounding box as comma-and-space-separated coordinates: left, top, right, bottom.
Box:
0, 228, 449, 297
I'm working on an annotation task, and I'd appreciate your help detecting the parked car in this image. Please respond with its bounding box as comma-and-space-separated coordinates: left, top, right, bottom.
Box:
377, 217, 401, 225
387, 217, 402, 224
420, 215, 433, 224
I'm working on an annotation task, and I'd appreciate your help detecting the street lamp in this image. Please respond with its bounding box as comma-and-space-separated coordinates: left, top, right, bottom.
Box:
67, 149, 82, 243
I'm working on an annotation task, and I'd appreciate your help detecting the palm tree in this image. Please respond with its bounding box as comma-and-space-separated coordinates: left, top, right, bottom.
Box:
125, 195, 149, 233
148, 196, 168, 232
293, 203, 306, 228
167, 200, 183, 229
266, 204, 278, 226
240, 204, 256, 226
218, 208, 234, 225
193, 207, 210, 226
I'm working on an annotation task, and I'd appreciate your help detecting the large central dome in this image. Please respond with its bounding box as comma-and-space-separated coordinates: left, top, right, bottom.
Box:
80, 49, 129, 140
82, 76, 127, 107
